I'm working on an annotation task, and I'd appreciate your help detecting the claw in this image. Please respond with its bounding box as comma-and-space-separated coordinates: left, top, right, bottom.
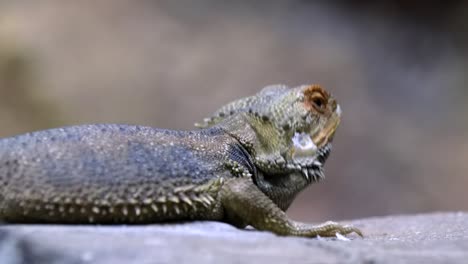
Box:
314, 221, 364, 238
302, 169, 309, 180
334, 224, 363, 238
347, 225, 364, 237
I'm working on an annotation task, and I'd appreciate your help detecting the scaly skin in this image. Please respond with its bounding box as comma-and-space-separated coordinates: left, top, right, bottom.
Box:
0, 84, 362, 237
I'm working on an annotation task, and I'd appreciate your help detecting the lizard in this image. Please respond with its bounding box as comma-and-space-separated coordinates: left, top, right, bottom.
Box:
0, 84, 362, 238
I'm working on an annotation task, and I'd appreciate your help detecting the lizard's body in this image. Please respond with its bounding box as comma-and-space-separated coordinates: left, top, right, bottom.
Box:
0, 85, 361, 237
0, 125, 235, 224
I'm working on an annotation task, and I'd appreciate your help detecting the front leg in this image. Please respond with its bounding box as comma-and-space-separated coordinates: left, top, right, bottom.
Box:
220, 178, 362, 237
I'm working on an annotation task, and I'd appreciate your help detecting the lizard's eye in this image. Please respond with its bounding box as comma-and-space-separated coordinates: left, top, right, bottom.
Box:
303, 85, 329, 113
312, 96, 325, 109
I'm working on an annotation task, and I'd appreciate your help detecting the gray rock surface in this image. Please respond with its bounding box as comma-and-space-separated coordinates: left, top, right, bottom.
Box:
0, 212, 467, 264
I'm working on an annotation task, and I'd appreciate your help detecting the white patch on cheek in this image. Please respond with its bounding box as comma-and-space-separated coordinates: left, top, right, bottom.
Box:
292, 132, 317, 157
336, 104, 342, 117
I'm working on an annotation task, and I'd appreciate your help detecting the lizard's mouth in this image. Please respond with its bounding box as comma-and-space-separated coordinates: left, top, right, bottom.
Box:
286, 103, 340, 183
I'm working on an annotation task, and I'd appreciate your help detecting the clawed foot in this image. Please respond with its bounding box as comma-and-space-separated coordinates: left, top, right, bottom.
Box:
311, 221, 363, 238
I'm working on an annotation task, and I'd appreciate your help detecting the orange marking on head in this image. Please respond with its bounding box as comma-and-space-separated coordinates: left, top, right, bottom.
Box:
303, 84, 330, 114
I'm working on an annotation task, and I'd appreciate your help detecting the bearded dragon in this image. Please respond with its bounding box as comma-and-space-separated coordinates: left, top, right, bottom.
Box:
0, 84, 362, 237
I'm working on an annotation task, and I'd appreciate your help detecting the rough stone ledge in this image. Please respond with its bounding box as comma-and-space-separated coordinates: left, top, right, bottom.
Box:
0, 212, 467, 264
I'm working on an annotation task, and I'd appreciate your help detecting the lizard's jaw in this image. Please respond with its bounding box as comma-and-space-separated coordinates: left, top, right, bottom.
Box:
310, 104, 341, 149
287, 103, 340, 183
287, 142, 331, 183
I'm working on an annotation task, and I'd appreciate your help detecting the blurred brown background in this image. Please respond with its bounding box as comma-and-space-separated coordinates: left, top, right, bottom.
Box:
0, 0, 467, 222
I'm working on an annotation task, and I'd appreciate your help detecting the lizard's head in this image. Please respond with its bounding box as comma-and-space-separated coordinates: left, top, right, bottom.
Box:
196, 84, 341, 183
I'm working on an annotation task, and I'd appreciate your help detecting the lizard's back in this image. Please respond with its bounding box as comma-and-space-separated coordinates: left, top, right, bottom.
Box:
0, 124, 235, 223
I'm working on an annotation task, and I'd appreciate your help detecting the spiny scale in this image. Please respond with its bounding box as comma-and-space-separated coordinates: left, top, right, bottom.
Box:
81, 177, 224, 223
12, 177, 225, 224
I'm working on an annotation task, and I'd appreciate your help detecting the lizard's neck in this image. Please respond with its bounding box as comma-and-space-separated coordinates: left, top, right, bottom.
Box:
255, 172, 310, 211
215, 115, 311, 211
215, 114, 258, 152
